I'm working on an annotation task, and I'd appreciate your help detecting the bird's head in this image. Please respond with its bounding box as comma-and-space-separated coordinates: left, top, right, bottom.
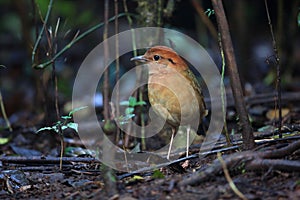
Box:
130, 46, 188, 71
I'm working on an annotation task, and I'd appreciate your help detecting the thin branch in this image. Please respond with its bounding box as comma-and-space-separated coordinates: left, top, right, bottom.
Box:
33, 13, 129, 69
103, 0, 110, 122
123, 0, 137, 57
122, 0, 137, 147
48, 18, 61, 121
218, 153, 247, 200
218, 33, 231, 146
0, 90, 12, 131
0, 156, 101, 164
53, 19, 60, 121
31, 0, 54, 64
102, 1, 117, 197
264, 0, 282, 138
114, 0, 121, 143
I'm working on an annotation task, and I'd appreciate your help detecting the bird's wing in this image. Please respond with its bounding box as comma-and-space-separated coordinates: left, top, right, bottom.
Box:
183, 69, 208, 117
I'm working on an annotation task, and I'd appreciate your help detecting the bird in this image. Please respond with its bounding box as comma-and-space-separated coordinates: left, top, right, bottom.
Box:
131, 46, 207, 159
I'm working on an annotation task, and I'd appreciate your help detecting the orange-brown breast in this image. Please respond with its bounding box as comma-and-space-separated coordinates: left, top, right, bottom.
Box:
147, 56, 206, 128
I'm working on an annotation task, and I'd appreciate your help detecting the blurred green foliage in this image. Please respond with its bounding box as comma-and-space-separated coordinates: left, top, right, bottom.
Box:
35, 0, 94, 27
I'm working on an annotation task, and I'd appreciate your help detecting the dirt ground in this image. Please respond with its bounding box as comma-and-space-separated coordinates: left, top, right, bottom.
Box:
0, 128, 299, 200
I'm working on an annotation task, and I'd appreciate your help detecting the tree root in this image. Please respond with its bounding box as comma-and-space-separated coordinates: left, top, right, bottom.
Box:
178, 139, 300, 186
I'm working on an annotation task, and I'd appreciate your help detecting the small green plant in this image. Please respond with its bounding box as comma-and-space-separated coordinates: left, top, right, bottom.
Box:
205, 8, 215, 17
36, 106, 87, 169
37, 106, 86, 133
118, 96, 146, 125
152, 169, 165, 179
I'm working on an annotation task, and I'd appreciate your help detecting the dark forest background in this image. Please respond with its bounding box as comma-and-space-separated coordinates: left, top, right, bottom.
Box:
0, 0, 299, 128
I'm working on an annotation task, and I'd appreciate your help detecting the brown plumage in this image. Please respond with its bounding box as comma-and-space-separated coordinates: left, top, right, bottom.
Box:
131, 46, 207, 159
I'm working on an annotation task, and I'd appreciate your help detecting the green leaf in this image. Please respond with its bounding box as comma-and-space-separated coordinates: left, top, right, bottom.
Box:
61, 115, 72, 120
132, 175, 144, 180
125, 107, 135, 115
152, 169, 165, 179
128, 96, 137, 107
62, 122, 78, 132
120, 97, 145, 107
36, 127, 56, 133
69, 106, 88, 116
0, 137, 9, 145
126, 175, 144, 184
264, 71, 276, 85
135, 101, 146, 106
120, 100, 130, 106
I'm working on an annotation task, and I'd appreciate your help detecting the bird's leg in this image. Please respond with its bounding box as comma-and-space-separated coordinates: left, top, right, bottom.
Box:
167, 127, 175, 160
186, 125, 190, 158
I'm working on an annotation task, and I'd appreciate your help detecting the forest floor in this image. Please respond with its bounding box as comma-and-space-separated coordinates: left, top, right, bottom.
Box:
0, 92, 300, 200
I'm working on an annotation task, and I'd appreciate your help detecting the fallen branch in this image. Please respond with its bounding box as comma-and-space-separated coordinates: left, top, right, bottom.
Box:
258, 138, 300, 159
246, 159, 300, 171
0, 156, 100, 165
178, 139, 300, 186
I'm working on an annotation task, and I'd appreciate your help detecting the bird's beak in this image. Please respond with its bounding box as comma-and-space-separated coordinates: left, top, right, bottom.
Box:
130, 55, 148, 63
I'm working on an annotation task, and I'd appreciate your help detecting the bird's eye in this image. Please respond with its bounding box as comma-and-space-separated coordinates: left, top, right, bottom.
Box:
153, 55, 160, 61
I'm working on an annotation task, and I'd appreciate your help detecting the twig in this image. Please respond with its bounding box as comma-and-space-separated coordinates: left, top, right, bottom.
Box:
102, 1, 118, 197
47, 18, 61, 121
0, 156, 101, 164
117, 155, 196, 180
118, 145, 241, 180
103, 0, 110, 122
123, 0, 137, 57
264, 0, 282, 138
218, 152, 247, 200
218, 33, 231, 146
178, 151, 251, 186
114, 0, 121, 143
33, 13, 129, 69
122, 0, 137, 147
53, 18, 60, 121
0, 90, 12, 131
59, 135, 64, 170
31, 0, 53, 64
